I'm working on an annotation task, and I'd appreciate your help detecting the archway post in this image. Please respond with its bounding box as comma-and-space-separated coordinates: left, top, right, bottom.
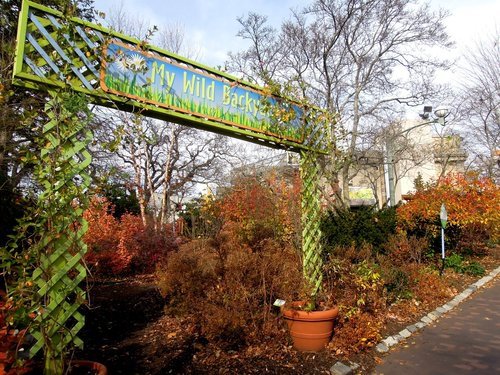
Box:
300, 150, 325, 297
33, 90, 93, 373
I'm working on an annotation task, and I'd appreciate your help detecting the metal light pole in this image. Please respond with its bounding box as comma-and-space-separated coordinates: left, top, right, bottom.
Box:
386, 106, 449, 206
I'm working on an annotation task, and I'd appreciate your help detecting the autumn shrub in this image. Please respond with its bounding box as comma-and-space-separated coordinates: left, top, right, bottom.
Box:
330, 312, 384, 354
217, 173, 302, 249
157, 238, 302, 348
397, 173, 500, 256
323, 255, 386, 353
156, 173, 303, 348
408, 266, 455, 307
382, 265, 413, 303
84, 196, 177, 276
325, 245, 390, 311
383, 232, 431, 265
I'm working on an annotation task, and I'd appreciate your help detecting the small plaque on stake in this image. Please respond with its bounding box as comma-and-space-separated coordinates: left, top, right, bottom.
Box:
440, 203, 448, 229
273, 299, 286, 307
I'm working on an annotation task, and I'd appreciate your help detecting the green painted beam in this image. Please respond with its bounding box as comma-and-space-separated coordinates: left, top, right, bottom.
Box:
13, 0, 329, 154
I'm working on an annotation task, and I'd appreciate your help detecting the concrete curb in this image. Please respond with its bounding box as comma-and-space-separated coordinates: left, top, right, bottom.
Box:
330, 361, 360, 375
330, 265, 499, 373
375, 265, 500, 354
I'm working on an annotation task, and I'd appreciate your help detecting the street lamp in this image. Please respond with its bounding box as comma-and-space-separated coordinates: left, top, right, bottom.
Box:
386, 106, 449, 206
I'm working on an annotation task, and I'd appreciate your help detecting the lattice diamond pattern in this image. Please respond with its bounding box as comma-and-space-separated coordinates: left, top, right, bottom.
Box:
300, 150, 324, 296
29, 92, 92, 358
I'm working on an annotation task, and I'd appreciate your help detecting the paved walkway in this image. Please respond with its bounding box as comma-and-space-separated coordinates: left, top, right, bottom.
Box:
374, 275, 500, 375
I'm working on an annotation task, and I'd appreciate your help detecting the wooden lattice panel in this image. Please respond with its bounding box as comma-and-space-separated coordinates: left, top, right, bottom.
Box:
28, 92, 93, 358
300, 150, 324, 295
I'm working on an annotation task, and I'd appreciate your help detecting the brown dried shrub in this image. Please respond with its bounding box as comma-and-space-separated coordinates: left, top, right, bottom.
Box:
156, 240, 219, 315
409, 266, 455, 306
156, 237, 303, 348
329, 243, 373, 264
383, 232, 430, 265
331, 312, 383, 354
323, 254, 387, 354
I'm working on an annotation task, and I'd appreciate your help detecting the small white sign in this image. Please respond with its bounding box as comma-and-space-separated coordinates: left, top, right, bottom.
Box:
273, 299, 286, 307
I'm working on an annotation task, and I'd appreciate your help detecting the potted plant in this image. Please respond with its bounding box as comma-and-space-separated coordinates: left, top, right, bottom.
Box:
260, 79, 341, 352
280, 268, 340, 352
277, 139, 340, 352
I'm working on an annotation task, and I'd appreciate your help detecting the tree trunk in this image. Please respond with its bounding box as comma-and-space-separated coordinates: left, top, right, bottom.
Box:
342, 85, 362, 207
130, 141, 147, 227
159, 127, 176, 227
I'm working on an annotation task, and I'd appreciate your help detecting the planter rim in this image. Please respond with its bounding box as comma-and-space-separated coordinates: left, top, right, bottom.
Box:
282, 301, 339, 321
69, 360, 108, 375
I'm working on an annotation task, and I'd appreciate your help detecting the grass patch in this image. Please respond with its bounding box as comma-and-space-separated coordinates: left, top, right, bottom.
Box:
103, 74, 302, 141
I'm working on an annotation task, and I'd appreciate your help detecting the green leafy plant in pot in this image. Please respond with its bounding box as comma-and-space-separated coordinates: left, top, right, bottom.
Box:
277, 108, 340, 352
258, 70, 343, 353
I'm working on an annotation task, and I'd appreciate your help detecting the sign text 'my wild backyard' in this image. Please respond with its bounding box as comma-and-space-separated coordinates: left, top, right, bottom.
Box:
100, 42, 303, 142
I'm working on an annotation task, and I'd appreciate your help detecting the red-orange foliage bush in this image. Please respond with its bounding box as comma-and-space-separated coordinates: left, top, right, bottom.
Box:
397, 173, 500, 254
84, 197, 177, 276
217, 172, 301, 250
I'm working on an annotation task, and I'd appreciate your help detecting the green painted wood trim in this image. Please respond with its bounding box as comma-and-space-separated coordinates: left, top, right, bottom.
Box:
22, 0, 265, 92
13, 0, 30, 78
12, 72, 326, 154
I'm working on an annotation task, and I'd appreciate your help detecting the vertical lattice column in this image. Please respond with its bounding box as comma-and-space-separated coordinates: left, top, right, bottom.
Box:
29, 91, 92, 373
300, 150, 324, 296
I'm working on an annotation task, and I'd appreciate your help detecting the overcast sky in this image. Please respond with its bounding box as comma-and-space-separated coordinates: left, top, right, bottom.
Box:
93, 0, 499, 68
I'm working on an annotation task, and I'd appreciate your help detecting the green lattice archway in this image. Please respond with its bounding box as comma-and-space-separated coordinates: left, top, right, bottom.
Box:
8, 1, 332, 373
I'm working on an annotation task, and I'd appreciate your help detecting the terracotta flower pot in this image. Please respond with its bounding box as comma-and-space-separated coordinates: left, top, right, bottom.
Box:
282, 302, 339, 352
69, 360, 108, 375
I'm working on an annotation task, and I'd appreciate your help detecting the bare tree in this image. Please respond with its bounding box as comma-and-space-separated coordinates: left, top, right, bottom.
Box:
456, 30, 499, 180
92, 7, 234, 230
93, 107, 232, 229
228, 0, 452, 206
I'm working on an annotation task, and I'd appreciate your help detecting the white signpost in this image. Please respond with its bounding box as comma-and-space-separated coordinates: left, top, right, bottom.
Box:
440, 203, 447, 275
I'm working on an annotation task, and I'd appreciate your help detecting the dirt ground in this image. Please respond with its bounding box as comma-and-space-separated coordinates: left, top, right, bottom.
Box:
78, 276, 346, 374
77, 251, 499, 375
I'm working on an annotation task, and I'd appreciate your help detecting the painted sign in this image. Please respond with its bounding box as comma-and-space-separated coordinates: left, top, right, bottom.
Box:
100, 42, 304, 142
